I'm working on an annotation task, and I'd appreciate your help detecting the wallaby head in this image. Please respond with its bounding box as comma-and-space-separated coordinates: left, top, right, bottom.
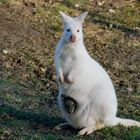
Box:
60, 11, 88, 44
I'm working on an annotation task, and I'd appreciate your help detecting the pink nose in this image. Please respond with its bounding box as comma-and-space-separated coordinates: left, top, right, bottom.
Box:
70, 35, 76, 43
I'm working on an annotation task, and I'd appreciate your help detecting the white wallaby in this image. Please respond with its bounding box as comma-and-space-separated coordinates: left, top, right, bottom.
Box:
54, 11, 140, 136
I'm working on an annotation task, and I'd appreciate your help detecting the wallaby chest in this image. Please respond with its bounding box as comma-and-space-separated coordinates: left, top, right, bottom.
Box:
58, 45, 76, 74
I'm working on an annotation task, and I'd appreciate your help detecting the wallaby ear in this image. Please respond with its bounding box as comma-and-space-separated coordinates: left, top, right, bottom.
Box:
59, 11, 73, 24
75, 12, 88, 24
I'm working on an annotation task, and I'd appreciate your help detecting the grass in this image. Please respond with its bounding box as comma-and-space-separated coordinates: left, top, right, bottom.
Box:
0, 0, 140, 139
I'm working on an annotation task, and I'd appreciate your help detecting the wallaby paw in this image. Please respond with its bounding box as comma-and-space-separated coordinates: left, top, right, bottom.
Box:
67, 79, 73, 84
78, 127, 94, 136
66, 76, 73, 84
54, 123, 71, 131
59, 77, 64, 84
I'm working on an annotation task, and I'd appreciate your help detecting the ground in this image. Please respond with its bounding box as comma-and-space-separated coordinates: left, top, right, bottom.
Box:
0, 0, 140, 139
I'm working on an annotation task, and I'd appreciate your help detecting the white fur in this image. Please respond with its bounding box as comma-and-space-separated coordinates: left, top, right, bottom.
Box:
54, 11, 140, 135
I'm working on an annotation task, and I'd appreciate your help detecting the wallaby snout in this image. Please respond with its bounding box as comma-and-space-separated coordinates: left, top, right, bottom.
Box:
70, 35, 76, 43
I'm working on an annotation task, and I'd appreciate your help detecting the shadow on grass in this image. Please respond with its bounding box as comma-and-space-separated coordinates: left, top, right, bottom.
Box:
61, 1, 140, 38
0, 104, 63, 128
87, 11, 140, 38
90, 13, 140, 38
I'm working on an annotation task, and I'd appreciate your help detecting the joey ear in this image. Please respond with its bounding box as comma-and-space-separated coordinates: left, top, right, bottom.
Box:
75, 11, 88, 24
59, 11, 73, 24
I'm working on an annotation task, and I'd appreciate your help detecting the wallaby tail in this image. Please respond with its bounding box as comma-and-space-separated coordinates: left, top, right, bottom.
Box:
114, 117, 140, 127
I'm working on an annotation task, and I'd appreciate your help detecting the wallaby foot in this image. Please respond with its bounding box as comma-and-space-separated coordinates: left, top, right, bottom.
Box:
78, 127, 95, 136
78, 123, 105, 136
54, 123, 72, 131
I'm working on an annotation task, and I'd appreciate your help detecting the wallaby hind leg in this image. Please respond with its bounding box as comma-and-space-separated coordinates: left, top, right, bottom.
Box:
54, 123, 72, 131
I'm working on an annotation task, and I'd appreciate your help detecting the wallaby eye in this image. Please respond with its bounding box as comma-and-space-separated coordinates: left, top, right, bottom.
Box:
67, 28, 71, 32
77, 30, 80, 32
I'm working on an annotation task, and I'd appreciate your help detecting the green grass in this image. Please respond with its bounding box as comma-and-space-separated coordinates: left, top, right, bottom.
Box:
0, 0, 140, 139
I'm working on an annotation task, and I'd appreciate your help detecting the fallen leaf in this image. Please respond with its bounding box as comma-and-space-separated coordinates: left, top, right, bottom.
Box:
75, 4, 79, 8
98, 1, 105, 6
40, 67, 46, 72
109, 9, 116, 13
127, 87, 133, 92
2, 49, 9, 54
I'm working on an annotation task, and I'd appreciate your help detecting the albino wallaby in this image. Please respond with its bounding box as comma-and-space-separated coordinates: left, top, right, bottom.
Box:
54, 11, 140, 136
